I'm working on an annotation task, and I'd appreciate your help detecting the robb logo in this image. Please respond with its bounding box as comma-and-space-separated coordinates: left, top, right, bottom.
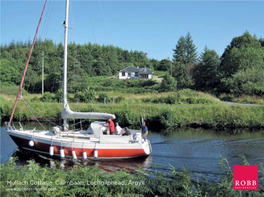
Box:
233, 165, 258, 190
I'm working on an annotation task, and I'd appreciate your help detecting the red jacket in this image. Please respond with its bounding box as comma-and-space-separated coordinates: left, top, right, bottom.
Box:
108, 120, 115, 132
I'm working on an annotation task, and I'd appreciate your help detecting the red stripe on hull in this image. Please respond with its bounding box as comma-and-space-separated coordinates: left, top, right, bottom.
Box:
10, 135, 147, 158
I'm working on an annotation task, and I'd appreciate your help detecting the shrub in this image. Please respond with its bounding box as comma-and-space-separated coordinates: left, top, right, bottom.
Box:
166, 95, 177, 104
116, 104, 139, 126
97, 93, 111, 103
184, 97, 209, 104
54, 89, 63, 103
40, 92, 54, 102
85, 88, 96, 101
160, 73, 177, 92
30, 96, 40, 102
72, 88, 96, 103
73, 91, 87, 102
159, 109, 180, 128
141, 95, 179, 105
115, 96, 125, 103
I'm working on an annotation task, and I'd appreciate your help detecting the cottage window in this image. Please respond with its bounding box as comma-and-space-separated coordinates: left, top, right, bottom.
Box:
122, 72, 125, 76
140, 74, 148, 79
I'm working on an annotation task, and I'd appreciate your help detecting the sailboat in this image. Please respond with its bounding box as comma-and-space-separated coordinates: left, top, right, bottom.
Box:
5, 0, 151, 160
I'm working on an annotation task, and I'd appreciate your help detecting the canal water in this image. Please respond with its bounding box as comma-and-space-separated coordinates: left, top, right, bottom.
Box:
1, 122, 264, 181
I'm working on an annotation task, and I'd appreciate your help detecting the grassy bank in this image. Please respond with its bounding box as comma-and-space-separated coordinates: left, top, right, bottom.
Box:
1, 95, 263, 129
219, 94, 264, 105
0, 157, 263, 197
0, 87, 222, 105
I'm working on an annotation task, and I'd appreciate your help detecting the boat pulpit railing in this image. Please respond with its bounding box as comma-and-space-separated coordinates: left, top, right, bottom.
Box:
5, 121, 24, 131
4, 122, 11, 130
18, 122, 24, 131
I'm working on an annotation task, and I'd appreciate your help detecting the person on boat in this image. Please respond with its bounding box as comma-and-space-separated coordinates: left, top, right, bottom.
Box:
141, 121, 148, 139
122, 127, 131, 136
104, 119, 115, 135
115, 122, 122, 135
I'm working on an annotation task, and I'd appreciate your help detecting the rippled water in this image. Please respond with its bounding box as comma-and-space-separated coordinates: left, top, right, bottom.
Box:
1, 123, 264, 181
149, 129, 264, 181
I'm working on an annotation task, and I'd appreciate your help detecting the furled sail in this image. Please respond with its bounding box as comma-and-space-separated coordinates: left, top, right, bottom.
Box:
62, 104, 115, 120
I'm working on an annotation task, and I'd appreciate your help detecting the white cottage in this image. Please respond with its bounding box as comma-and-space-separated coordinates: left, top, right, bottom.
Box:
119, 66, 153, 80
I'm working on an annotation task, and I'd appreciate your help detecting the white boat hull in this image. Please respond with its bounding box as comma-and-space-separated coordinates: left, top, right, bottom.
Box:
6, 128, 151, 159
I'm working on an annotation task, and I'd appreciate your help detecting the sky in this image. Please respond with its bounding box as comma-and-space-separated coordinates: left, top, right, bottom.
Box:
1, 1, 264, 60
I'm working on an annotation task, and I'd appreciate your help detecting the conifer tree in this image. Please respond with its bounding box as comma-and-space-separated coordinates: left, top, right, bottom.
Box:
172, 36, 186, 63
185, 32, 198, 65
160, 73, 177, 92
193, 46, 220, 91
172, 32, 197, 88
172, 61, 192, 88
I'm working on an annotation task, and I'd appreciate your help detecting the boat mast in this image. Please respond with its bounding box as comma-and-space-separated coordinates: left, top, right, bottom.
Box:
63, 0, 70, 130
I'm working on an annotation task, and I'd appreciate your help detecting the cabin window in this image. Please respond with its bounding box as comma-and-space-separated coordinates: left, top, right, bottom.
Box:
122, 72, 125, 76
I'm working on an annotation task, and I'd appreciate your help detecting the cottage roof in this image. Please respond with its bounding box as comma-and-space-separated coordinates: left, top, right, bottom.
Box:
119, 66, 153, 74
119, 66, 138, 73
138, 67, 153, 74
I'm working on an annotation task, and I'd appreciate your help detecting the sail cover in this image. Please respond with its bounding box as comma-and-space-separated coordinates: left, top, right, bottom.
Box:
62, 105, 115, 120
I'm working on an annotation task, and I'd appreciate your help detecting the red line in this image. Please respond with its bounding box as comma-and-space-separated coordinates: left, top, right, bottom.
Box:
9, 0, 48, 123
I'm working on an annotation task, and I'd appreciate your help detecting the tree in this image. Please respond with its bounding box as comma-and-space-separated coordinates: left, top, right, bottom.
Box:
160, 73, 177, 92
219, 31, 263, 77
78, 45, 96, 77
149, 59, 160, 70
172, 61, 192, 89
94, 57, 109, 76
193, 47, 220, 91
231, 65, 264, 96
173, 33, 198, 65
185, 32, 198, 65
172, 32, 197, 88
0, 59, 20, 86
158, 58, 172, 71
45, 72, 61, 93
218, 31, 264, 94
172, 36, 186, 63
67, 43, 84, 92
122, 50, 131, 62
259, 37, 264, 47
105, 46, 119, 74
